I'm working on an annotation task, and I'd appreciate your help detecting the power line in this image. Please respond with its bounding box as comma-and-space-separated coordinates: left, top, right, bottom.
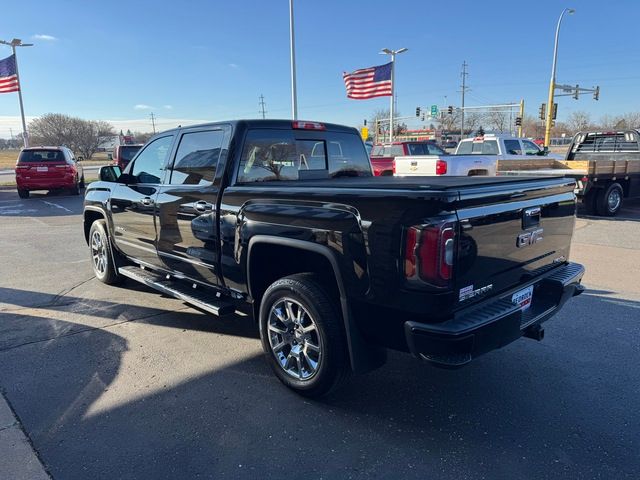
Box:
150, 112, 157, 134
460, 61, 470, 138
259, 94, 267, 119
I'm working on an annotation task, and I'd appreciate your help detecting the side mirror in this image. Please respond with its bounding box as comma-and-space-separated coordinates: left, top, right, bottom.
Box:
98, 165, 122, 183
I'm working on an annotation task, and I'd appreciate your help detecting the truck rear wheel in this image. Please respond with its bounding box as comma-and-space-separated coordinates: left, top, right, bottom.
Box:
596, 183, 623, 216
259, 273, 350, 397
17, 189, 29, 199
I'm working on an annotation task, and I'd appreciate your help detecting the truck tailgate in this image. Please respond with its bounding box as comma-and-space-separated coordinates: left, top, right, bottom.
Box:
394, 155, 440, 176
453, 178, 576, 308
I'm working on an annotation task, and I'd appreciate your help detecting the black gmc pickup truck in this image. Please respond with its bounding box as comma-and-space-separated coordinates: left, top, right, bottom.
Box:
84, 119, 585, 397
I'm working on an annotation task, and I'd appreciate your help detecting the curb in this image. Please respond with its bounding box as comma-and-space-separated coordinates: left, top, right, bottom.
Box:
0, 394, 50, 479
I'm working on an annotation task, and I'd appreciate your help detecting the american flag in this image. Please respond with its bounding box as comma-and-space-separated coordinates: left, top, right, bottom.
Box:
343, 62, 392, 100
0, 55, 20, 93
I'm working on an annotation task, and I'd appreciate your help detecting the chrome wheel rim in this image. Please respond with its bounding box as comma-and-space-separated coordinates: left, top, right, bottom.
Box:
608, 189, 621, 211
267, 298, 322, 380
91, 230, 107, 275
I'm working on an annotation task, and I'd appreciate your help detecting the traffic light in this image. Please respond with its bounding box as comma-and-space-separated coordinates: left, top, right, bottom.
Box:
416, 107, 421, 117
552, 103, 558, 120
515, 116, 522, 126
573, 84, 580, 100
420, 114, 425, 121
593, 86, 600, 101
539, 103, 546, 120
447, 105, 453, 115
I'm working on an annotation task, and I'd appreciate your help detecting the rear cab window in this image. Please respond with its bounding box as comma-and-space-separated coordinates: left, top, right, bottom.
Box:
370, 145, 404, 157
457, 139, 498, 155
18, 149, 65, 163
237, 129, 371, 183
119, 146, 142, 162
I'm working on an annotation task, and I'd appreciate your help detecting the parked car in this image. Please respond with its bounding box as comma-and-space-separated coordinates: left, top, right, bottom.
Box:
370, 141, 447, 176
455, 134, 563, 161
85, 119, 584, 397
112, 144, 143, 170
442, 140, 458, 149
15, 146, 84, 198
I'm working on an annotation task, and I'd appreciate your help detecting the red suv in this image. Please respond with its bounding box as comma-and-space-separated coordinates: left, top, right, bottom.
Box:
112, 144, 143, 170
15, 147, 84, 198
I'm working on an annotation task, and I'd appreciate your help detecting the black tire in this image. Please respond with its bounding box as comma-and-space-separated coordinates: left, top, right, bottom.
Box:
79, 176, 85, 189
70, 177, 80, 196
582, 190, 598, 215
17, 189, 29, 199
89, 219, 122, 284
259, 273, 350, 397
595, 183, 623, 217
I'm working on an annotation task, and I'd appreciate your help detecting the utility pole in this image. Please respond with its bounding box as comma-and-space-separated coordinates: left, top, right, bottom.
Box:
259, 94, 267, 119
9, 128, 13, 142
150, 112, 157, 134
460, 61, 469, 139
518, 99, 525, 138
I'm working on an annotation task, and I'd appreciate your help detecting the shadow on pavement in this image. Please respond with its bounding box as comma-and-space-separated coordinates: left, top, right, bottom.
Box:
0, 289, 638, 478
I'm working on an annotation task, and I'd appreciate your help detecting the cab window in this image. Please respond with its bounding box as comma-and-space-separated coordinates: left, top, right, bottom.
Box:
130, 135, 174, 184
522, 140, 541, 155
504, 140, 522, 155
169, 129, 227, 185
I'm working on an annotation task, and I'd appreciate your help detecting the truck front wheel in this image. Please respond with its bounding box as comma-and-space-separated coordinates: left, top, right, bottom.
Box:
89, 219, 122, 285
259, 273, 350, 397
596, 183, 623, 216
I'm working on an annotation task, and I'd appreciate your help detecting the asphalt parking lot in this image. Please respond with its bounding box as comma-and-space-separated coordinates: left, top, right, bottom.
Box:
1, 187, 639, 479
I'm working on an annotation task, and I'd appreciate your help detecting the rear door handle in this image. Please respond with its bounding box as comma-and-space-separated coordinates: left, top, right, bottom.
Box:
141, 197, 154, 206
194, 201, 212, 212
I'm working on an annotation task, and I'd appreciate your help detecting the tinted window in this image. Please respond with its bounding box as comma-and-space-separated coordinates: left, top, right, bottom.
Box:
130, 135, 173, 184
504, 140, 522, 155
170, 130, 225, 185
237, 129, 371, 183
426, 143, 445, 155
120, 145, 142, 162
408, 144, 425, 155
18, 149, 65, 163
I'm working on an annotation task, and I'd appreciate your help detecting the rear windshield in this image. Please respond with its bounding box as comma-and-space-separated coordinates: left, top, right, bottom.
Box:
237, 129, 372, 183
18, 149, 65, 163
119, 145, 142, 161
370, 145, 404, 157
456, 140, 498, 155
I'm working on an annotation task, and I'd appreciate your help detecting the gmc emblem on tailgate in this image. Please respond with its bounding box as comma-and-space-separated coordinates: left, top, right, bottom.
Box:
517, 228, 544, 248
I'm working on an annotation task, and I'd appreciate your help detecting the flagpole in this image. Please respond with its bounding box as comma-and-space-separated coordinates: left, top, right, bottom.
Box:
379, 48, 407, 143
289, 0, 298, 120
389, 53, 395, 143
12, 44, 29, 148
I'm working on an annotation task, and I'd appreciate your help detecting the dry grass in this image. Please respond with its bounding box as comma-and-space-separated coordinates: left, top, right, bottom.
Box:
0, 149, 111, 169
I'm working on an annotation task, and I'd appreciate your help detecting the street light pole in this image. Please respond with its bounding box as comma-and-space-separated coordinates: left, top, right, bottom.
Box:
1, 38, 33, 148
380, 47, 407, 142
544, 8, 575, 149
289, 0, 298, 120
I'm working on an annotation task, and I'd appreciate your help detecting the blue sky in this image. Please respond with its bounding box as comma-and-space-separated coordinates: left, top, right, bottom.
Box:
0, 0, 638, 137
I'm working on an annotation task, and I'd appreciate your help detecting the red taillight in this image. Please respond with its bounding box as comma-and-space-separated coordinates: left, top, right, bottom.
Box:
292, 121, 326, 130
435, 159, 447, 175
15, 165, 30, 170
404, 222, 456, 287
392, 159, 396, 175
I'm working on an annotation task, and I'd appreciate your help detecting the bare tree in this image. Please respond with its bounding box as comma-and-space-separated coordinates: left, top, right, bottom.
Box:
438, 110, 460, 133
28, 113, 114, 159
464, 112, 483, 135
484, 110, 510, 133
566, 111, 591, 133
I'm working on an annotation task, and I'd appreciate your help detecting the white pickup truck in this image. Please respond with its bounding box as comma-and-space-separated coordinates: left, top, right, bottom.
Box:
393, 153, 497, 177
454, 134, 563, 161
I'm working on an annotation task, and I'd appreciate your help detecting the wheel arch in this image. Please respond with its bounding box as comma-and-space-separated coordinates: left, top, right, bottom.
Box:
83, 207, 108, 245
247, 235, 386, 374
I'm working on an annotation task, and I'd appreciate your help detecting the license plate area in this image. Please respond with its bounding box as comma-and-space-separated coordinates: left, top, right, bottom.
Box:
36, 166, 49, 172
511, 285, 534, 311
